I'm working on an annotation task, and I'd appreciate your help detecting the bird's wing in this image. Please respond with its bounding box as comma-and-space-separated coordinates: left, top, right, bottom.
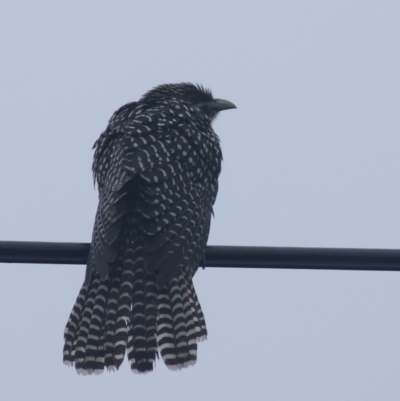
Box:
88, 102, 217, 287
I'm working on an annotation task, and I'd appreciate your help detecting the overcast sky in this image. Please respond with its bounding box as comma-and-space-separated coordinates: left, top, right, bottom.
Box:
1, 1, 400, 400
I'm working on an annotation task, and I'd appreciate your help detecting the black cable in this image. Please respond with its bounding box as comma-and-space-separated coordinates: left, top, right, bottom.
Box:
1, 241, 400, 272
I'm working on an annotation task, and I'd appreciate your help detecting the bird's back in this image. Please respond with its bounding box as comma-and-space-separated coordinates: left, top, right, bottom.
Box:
63, 83, 234, 374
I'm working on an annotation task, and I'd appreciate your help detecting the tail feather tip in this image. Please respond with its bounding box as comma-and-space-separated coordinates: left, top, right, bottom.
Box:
166, 359, 196, 371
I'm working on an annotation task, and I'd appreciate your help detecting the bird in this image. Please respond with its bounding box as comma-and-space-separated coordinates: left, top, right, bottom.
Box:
63, 82, 236, 374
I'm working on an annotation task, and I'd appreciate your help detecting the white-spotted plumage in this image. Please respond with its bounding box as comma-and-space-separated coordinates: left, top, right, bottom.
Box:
63, 83, 235, 374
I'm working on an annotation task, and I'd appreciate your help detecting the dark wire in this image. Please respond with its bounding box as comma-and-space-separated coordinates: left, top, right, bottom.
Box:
1, 241, 400, 272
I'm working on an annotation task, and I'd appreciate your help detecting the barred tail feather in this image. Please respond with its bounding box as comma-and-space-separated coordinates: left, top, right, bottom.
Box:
112, 241, 137, 370
84, 279, 108, 374
63, 286, 88, 365
63, 263, 124, 374
127, 260, 158, 373
187, 279, 207, 342
103, 262, 122, 371
157, 274, 206, 370
74, 276, 100, 374
63, 248, 207, 374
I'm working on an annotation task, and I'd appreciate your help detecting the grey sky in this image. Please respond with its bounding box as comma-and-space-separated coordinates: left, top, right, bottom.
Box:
1, 1, 400, 400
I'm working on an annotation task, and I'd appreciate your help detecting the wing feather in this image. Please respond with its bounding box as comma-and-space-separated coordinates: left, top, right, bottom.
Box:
89, 99, 220, 287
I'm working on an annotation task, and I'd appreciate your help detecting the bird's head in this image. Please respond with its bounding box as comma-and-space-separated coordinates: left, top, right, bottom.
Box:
141, 82, 236, 121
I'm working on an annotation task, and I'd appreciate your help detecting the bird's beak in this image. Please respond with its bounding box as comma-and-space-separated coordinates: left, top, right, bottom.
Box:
211, 98, 237, 111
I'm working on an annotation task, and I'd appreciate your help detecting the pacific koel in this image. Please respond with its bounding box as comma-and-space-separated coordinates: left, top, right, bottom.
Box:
63, 83, 236, 374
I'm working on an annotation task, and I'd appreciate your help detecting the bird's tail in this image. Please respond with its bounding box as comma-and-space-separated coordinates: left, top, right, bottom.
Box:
63, 231, 159, 374
63, 242, 207, 373
156, 273, 207, 370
